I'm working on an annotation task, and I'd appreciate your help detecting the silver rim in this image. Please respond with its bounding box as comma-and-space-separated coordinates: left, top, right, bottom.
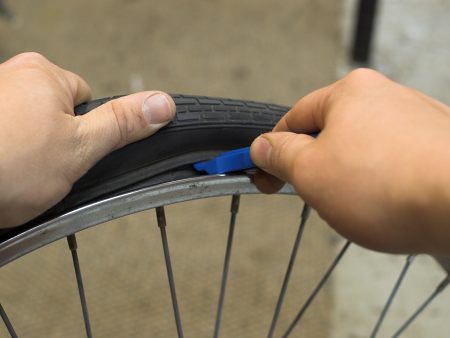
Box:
0, 175, 294, 268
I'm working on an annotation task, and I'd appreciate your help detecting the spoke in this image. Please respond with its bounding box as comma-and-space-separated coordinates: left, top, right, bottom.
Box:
391, 275, 450, 338
67, 234, 93, 338
156, 207, 184, 338
267, 204, 310, 338
370, 255, 415, 338
281, 240, 351, 338
0, 303, 18, 338
213, 194, 240, 338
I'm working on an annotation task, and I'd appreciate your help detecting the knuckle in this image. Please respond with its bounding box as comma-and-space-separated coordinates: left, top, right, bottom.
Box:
109, 100, 129, 148
10, 52, 49, 68
2, 53, 53, 80
345, 68, 385, 85
331, 68, 390, 103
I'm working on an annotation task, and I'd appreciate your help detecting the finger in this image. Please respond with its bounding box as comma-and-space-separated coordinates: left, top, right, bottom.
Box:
62, 69, 92, 106
76, 91, 176, 170
250, 132, 315, 184
252, 170, 285, 194
274, 84, 334, 133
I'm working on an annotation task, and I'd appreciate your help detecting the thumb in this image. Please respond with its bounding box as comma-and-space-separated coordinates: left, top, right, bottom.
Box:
250, 132, 315, 184
76, 91, 176, 170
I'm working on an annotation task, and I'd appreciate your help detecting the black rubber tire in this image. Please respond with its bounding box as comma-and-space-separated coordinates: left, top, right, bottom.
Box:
0, 94, 288, 241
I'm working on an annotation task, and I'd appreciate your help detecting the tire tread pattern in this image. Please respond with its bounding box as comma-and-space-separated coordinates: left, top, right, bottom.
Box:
75, 94, 288, 129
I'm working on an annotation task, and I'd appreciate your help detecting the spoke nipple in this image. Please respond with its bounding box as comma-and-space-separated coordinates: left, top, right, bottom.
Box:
156, 207, 167, 228
301, 204, 311, 220
230, 194, 241, 213
67, 234, 78, 250
406, 255, 415, 263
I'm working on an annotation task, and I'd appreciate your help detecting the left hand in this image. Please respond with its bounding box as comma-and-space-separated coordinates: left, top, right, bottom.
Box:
0, 52, 175, 227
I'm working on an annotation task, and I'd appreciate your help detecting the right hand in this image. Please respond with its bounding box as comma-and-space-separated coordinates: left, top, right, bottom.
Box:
250, 69, 450, 255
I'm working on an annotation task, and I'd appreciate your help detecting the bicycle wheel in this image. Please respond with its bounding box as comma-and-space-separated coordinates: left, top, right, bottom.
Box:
0, 95, 449, 338
0, 94, 289, 248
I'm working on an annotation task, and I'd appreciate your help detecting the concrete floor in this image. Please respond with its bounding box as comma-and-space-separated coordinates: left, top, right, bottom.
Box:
1, 0, 450, 337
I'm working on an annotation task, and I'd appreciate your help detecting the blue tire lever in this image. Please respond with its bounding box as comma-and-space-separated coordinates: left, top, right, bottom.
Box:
193, 134, 318, 175
193, 147, 255, 175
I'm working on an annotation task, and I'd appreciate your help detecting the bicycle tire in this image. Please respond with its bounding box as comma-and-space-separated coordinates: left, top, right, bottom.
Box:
1, 95, 449, 338
0, 94, 288, 241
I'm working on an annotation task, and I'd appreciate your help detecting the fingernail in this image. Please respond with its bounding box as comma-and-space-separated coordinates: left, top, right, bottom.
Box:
142, 93, 175, 124
253, 136, 272, 168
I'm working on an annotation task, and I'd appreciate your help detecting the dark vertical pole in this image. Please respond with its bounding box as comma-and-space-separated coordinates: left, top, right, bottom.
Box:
0, 0, 13, 20
351, 0, 379, 64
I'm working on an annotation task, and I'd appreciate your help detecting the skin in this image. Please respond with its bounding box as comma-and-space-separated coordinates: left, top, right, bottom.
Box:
0, 52, 175, 227
1, 56, 449, 256
250, 68, 450, 256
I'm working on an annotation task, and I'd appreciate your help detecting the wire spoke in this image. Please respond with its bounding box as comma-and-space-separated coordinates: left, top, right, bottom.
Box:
281, 240, 351, 338
391, 275, 450, 338
156, 207, 184, 338
67, 234, 93, 338
267, 204, 310, 338
369, 255, 415, 338
0, 303, 18, 338
213, 194, 241, 338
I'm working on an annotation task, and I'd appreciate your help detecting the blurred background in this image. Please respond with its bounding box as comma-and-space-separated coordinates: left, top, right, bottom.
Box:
0, 0, 449, 337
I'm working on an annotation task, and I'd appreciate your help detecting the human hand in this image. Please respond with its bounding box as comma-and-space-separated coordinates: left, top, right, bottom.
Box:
251, 69, 450, 255
0, 53, 175, 227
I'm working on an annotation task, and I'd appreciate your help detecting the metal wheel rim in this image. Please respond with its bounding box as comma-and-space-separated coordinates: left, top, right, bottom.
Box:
0, 175, 295, 267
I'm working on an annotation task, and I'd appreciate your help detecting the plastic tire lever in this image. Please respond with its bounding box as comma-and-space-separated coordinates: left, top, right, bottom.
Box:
193, 147, 255, 175
193, 134, 318, 175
